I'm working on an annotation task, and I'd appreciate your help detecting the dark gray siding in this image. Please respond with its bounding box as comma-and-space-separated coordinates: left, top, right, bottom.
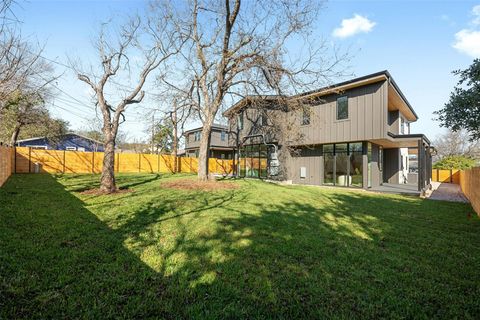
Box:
295, 81, 388, 145
289, 147, 323, 185
185, 128, 230, 150
383, 148, 400, 183
228, 80, 390, 147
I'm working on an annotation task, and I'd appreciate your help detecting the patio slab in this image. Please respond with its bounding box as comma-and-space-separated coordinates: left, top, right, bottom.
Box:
369, 183, 420, 195
428, 183, 469, 203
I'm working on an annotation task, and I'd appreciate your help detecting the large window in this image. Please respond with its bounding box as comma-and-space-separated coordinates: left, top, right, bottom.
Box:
322, 142, 363, 188
221, 130, 226, 141
239, 144, 272, 179
335, 144, 348, 186
238, 112, 244, 130
323, 144, 334, 185
194, 131, 201, 141
336, 96, 348, 120
301, 107, 311, 125
349, 142, 363, 187
259, 112, 268, 126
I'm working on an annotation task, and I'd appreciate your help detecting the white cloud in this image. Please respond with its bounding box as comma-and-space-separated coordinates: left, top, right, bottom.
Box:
332, 14, 376, 39
453, 29, 480, 57
452, 5, 480, 57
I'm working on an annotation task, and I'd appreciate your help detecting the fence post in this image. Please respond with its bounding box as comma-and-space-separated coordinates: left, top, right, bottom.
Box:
28, 147, 31, 173
13, 146, 16, 174
138, 153, 141, 173
450, 169, 453, 183
157, 153, 160, 173
63, 150, 66, 173
92, 152, 95, 174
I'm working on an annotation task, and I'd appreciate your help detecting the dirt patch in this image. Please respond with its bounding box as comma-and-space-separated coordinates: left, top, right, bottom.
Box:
79, 188, 134, 196
162, 179, 238, 191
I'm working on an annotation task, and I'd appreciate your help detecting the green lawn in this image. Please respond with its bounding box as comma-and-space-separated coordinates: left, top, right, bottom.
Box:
1, 173, 479, 319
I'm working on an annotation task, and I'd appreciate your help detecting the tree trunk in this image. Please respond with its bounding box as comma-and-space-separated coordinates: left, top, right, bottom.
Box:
197, 119, 213, 181
10, 124, 21, 146
100, 135, 116, 193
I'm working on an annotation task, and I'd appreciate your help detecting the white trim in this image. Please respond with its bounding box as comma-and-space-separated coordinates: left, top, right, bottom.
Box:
26, 145, 47, 149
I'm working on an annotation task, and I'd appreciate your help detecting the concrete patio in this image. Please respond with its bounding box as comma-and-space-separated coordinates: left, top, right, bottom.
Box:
370, 183, 420, 195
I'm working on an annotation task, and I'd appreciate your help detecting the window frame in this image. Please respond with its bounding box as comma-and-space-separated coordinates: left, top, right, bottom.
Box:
238, 111, 244, 130
336, 96, 349, 121
194, 131, 201, 141
220, 130, 226, 141
301, 107, 311, 126
66, 146, 77, 151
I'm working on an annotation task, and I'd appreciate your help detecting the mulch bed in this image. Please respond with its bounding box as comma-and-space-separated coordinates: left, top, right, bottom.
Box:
162, 179, 238, 191
79, 188, 134, 196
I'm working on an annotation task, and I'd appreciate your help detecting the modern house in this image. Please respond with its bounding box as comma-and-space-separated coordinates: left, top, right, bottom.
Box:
183, 123, 234, 159
16, 133, 105, 152
223, 71, 433, 193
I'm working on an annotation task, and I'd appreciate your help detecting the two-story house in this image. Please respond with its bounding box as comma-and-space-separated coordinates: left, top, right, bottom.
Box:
223, 71, 433, 193
183, 123, 234, 159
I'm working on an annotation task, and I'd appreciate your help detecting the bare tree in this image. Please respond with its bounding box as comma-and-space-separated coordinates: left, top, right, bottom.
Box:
0, 1, 55, 112
158, 0, 347, 180
433, 129, 480, 161
75, 15, 182, 193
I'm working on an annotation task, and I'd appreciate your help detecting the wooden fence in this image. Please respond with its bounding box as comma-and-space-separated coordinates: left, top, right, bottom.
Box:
13, 147, 234, 175
0, 145, 13, 187
459, 167, 480, 215
431, 169, 461, 184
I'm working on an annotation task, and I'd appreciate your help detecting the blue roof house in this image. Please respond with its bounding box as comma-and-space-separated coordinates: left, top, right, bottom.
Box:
16, 133, 105, 152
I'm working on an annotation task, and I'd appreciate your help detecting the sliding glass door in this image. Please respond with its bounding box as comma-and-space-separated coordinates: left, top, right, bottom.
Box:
322, 142, 363, 188
239, 144, 271, 179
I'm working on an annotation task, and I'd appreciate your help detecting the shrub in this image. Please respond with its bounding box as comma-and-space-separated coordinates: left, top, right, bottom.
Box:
433, 155, 476, 170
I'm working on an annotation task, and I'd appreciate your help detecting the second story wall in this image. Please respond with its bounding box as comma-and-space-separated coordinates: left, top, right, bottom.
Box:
295, 80, 388, 145
185, 127, 230, 149
228, 80, 389, 147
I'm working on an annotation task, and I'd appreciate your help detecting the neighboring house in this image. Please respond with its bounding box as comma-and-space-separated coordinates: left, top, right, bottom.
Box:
183, 124, 234, 159
16, 133, 105, 152
223, 71, 433, 192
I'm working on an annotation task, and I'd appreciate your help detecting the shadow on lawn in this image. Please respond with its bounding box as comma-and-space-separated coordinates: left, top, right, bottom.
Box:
1, 174, 478, 318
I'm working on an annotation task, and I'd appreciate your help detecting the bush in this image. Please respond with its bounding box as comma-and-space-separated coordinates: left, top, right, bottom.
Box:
433, 155, 476, 170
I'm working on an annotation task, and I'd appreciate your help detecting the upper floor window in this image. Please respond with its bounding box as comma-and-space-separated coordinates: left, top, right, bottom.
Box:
336, 96, 348, 120
258, 112, 268, 126
238, 112, 244, 130
194, 131, 201, 141
221, 130, 226, 141
301, 107, 310, 125
400, 117, 410, 134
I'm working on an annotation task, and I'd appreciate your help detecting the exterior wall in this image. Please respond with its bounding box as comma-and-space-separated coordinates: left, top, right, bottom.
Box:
17, 134, 104, 152
388, 111, 400, 134
228, 80, 389, 147
185, 128, 230, 149
288, 147, 323, 185
185, 148, 233, 159
295, 81, 388, 145
370, 144, 382, 188
383, 148, 400, 184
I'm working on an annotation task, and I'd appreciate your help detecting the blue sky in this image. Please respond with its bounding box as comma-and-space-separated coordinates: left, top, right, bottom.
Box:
16, 0, 480, 142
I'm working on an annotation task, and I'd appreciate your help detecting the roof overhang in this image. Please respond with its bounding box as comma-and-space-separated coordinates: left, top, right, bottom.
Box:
371, 133, 430, 148
222, 71, 419, 121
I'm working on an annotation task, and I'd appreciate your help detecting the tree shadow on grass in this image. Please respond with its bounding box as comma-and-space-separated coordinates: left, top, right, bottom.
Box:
1, 174, 479, 318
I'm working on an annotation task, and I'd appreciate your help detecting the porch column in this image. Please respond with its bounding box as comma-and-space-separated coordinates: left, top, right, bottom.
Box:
417, 139, 423, 192
362, 141, 369, 189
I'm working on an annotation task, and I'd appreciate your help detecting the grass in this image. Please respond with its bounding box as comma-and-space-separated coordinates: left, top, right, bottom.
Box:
1, 173, 479, 319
